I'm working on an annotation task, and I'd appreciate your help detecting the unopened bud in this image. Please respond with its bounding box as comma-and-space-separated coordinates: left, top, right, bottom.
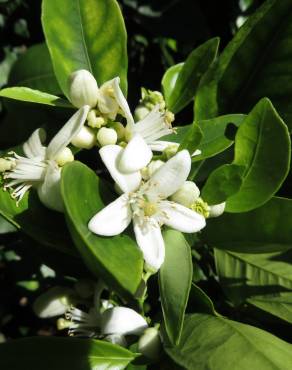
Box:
0, 158, 13, 172
97, 127, 118, 146
141, 160, 164, 180
55, 147, 74, 167
33, 287, 74, 318
68, 69, 99, 108
87, 110, 106, 128
208, 202, 225, 218
134, 105, 150, 121
171, 181, 200, 207
163, 143, 179, 159
71, 126, 96, 149
111, 122, 125, 140
138, 327, 161, 360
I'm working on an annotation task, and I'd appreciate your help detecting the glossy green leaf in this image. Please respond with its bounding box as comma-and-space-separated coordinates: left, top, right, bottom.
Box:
166, 314, 292, 370
42, 0, 128, 97
194, 114, 245, 162
61, 161, 143, 296
188, 283, 217, 316
0, 337, 136, 370
194, 0, 292, 131
202, 197, 292, 253
248, 292, 292, 324
201, 164, 244, 204
8, 43, 61, 95
162, 63, 183, 104
226, 98, 290, 213
0, 87, 72, 107
215, 248, 292, 305
164, 38, 219, 113
179, 123, 203, 154
159, 230, 193, 345
0, 187, 73, 255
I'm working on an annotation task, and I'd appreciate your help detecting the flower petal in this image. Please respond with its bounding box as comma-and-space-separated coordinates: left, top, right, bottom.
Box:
101, 307, 148, 336
146, 149, 191, 201
133, 217, 165, 271
99, 145, 141, 193
209, 202, 226, 218
23, 128, 46, 159
88, 194, 132, 236
46, 105, 90, 160
118, 134, 153, 173
158, 200, 206, 233
148, 141, 179, 152
37, 161, 63, 212
112, 77, 135, 129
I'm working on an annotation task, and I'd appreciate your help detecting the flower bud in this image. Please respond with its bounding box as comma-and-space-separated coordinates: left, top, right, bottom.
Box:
208, 202, 225, 218
138, 327, 161, 360
171, 181, 200, 207
55, 147, 74, 167
68, 70, 99, 108
0, 158, 13, 172
33, 287, 74, 318
134, 105, 150, 121
87, 110, 106, 128
111, 122, 125, 140
97, 127, 118, 146
71, 126, 96, 149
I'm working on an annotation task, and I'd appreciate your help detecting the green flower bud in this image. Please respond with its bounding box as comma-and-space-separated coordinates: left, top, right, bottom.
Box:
97, 127, 118, 146
55, 147, 74, 167
170, 181, 200, 207
134, 105, 150, 121
33, 287, 74, 318
68, 69, 99, 108
110, 122, 125, 140
71, 126, 97, 149
138, 327, 161, 360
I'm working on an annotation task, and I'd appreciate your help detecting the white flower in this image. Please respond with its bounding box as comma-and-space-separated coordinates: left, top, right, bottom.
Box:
68, 69, 99, 108
88, 148, 206, 271
2, 106, 89, 211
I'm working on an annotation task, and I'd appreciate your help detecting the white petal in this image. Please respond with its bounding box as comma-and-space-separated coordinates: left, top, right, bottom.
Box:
101, 307, 148, 336
23, 128, 46, 159
88, 194, 132, 236
133, 217, 165, 271
118, 135, 153, 173
149, 141, 179, 152
37, 161, 63, 212
112, 77, 135, 128
159, 200, 206, 233
99, 145, 141, 193
209, 202, 225, 218
46, 106, 90, 159
145, 149, 191, 201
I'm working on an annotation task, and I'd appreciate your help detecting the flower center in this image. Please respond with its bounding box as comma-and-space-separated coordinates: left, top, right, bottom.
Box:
191, 198, 210, 218
143, 201, 158, 217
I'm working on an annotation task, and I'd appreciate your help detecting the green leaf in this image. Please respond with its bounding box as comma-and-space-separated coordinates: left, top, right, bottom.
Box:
188, 283, 218, 316
166, 314, 292, 370
61, 161, 143, 296
201, 164, 244, 204
0, 187, 73, 256
159, 230, 193, 346
0, 87, 72, 107
0, 214, 16, 234
8, 43, 62, 95
248, 292, 292, 324
0, 337, 136, 370
164, 38, 219, 113
162, 63, 183, 104
194, 114, 246, 162
194, 0, 292, 131
42, 0, 128, 97
179, 123, 203, 154
226, 98, 291, 213
215, 248, 292, 305
202, 197, 292, 253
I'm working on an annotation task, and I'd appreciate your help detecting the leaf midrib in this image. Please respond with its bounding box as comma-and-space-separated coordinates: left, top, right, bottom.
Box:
77, 0, 93, 74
